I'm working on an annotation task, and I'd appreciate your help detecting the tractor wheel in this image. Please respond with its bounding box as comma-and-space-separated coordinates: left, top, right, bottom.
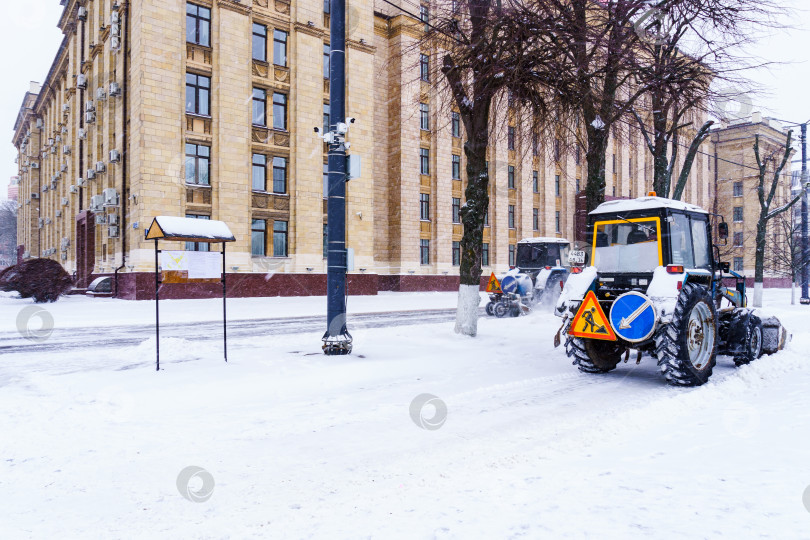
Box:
485, 302, 495, 317
493, 302, 509, 318
566, 336, 625, 374
509, 304, 521, 317
654, 282, 718, 386
733, 314, 763, 366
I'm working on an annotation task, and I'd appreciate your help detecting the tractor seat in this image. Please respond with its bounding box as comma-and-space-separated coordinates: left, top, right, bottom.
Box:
627, 229, 649, 244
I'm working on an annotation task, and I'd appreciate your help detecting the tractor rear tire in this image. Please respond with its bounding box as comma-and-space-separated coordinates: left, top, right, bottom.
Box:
733, 314, 763, 366
566, 336, 625, 374
654, 282, 718, 386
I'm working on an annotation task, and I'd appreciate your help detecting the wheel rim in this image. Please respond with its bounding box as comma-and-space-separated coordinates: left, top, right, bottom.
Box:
751, 324, 762, 358
686, 302, 715, 370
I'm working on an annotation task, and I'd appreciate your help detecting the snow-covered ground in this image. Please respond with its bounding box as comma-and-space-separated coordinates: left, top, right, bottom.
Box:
1, 289, 809, 538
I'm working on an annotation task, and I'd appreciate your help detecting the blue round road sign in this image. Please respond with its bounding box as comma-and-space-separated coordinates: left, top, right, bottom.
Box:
609, 291, 658, 343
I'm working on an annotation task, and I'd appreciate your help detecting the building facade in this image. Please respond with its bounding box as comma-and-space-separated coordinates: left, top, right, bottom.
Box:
711, 113, 795, 285
12, 0, 712, 299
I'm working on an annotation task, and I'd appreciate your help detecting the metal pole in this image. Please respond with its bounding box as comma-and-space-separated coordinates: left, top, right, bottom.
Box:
323, 0, 352, 355
222, 242, 228, 362
155, 238, 160, 371
801, 124, 809, 304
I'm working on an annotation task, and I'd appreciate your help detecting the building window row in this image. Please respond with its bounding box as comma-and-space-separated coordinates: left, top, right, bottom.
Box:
252, 24, 288, 67
252, 219, 288, 257
252, 154, 288, 193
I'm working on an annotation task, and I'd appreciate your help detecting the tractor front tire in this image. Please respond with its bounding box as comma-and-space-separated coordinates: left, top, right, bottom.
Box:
733, 314, 763, 366
493, 302, 509, 318
654, 282, 718, 386
566, 336, 625, 374
485, 302, 495, 317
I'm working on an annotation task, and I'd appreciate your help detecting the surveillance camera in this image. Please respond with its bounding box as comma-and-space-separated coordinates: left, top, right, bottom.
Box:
347, 117, 356, 124
314, 127, 320, 133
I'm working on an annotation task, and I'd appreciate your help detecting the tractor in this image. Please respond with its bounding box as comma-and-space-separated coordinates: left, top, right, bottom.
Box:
486, 237, 571, 317
554, 195, 789, 386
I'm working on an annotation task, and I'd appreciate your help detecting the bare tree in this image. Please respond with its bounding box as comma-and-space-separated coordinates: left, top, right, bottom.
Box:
752, 131, 800, 306
765, 210, 804, 304
411, 0, 561, 336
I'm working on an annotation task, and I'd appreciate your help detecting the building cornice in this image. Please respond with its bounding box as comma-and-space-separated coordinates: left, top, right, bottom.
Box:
217, 0, 252, 16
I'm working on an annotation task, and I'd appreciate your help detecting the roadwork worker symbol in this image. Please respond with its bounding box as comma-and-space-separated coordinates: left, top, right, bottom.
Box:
568, 291, 617, 341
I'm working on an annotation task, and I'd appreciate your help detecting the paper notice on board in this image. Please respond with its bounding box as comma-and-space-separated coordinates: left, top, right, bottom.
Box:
187, 251, 221, 279
161, 251, 188, 272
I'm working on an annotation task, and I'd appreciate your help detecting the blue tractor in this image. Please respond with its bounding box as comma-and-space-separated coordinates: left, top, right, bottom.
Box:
486, 237, 572, 317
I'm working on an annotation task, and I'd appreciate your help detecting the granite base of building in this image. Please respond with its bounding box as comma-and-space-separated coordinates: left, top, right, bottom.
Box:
90, 273, 491, 300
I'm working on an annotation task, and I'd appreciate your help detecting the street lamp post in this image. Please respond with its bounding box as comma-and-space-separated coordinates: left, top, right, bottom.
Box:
802, 123, 810, 304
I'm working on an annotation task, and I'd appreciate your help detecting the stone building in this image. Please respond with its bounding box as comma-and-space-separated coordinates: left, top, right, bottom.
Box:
12, 0, 712, 299
710, 113, 795, 285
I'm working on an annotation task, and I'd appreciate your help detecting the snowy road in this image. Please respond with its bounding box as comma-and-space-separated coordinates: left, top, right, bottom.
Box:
0, 308, 465, 355
1, 290, 809, 538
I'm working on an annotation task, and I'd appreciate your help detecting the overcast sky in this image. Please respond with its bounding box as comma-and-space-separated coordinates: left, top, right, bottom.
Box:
0, 1, 808, 200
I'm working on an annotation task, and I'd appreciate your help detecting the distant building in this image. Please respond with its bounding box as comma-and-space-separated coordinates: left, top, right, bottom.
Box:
8, 176, 19, 201
711, 113, 795, 285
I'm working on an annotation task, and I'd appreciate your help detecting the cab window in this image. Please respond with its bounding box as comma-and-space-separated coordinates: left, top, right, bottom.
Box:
670, 213, 694, 268
691, 218, 711, 270
592, 219, 660, 273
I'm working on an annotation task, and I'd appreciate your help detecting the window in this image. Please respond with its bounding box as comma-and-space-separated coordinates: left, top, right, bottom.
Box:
482, 243, 490, 266
186, 73, 210, 116
612, 154, 616, 173
252, 88, 266, 126
420, 102, 430, 131
420, 54, 429, 82
532, 134, 539, 156
692, 219, 711, 270
733, 181, 743, 197
323, 162, 329, 197
273, 221, 288, 257
323, 44, 330, 79
451, 112, 460, 138
576, 179, 581, 193
555, 175, 560, 197
252, 24, 267, 62
273, 93, 287, 130
532, 171, 538, 193
452, 241, 460, 266
508, 166, 515, 189
575, 145, 581, 164
733, 257, 744, 272
323, 224, 328, 258
323, 103, 330, 134
509, 245, 516, 267
273, 30, 288, 67
252, 153, 266, 191
251, 219, 266, 256
733, 206, 744, 222
508, 205, 515, 228
324, 0, 330, 14
452, 155, 461, 180
484, 207, 489, 226
508, 127, 516, 151
420, 5, 429, 32
186, 3, 211, 47
420, 148, 430, 175
272, 156, 287, 194
629, 157, 633, 177
555, 211, 560, 233
185, 214, 210, 252
733, 231, 744, 247
185, 143, 210, 185
670, 213, 694, 268
420, 193, 430, 220
554, 139, 560, 161
420, 239, 430, 265
533, 208, 539, 231
592, 219, 660, 273
452, 197, 461, 223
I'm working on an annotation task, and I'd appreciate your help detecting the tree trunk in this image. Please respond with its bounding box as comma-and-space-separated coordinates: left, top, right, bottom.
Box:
455, 106, 491, 336
585, 127, 609, 213
672, 121, 714, 201
753, 219, 767, 307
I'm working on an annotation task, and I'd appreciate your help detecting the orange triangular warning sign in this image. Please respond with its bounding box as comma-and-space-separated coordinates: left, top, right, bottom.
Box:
486, 273, 503, 294
568, 290, 617, 341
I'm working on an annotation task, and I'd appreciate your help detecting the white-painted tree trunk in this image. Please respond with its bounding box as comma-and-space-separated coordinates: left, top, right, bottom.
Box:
753, 281, 763, 308
455, 284, 481, 337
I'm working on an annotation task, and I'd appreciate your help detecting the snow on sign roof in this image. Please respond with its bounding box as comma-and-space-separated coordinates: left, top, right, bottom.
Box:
145, 216, 236, 243
589, 196, 708, 216
518, 236, 570, 244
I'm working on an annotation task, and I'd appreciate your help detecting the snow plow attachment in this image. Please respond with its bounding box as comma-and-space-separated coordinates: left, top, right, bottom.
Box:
761, 316, 789, 355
